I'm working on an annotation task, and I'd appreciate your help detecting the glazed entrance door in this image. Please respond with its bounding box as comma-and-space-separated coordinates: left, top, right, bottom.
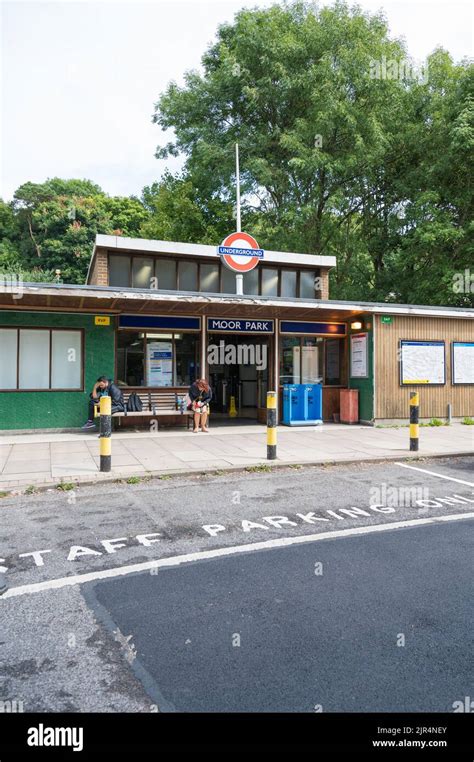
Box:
207, 334, 271, 420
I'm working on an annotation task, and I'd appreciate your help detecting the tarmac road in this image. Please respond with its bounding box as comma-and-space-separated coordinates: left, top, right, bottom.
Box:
0, 456, 473, 712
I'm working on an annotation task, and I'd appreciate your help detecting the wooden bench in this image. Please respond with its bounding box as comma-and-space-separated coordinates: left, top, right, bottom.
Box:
119, 390, 193, 429
94, 389, 211, 430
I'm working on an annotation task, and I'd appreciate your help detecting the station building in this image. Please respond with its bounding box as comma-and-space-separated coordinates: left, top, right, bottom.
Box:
0, 233, 473, 431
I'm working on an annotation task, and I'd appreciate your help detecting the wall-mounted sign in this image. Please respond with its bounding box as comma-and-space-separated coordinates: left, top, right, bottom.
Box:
207, 318, 274, 333
95, 316, 110, 326
147, 341, 173, 387
280, 321, 346, 336
400, 340, 445, 385
381, 315, 393, 324
452, 342, 474, 385
350, 332, 369, 378
217, 232, 264, 273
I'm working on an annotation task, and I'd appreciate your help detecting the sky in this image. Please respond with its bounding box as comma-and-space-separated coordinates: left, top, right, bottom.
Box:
1, 0, 473, 201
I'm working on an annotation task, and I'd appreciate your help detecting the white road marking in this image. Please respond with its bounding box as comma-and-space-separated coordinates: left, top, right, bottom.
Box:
2, 512, 474, 600
395, 462, 474, 487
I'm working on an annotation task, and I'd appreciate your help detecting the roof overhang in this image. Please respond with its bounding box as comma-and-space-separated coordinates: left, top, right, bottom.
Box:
1, 283, 473, 322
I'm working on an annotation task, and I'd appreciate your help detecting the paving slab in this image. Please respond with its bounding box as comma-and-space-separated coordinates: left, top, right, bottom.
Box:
2, 460, 52, 474
0, 423, 471, 490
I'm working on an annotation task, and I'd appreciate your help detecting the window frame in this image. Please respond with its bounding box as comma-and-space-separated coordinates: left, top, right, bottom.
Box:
116, 328, 200, 388
0, 327, 84, 392
154, 257, 177, 291
279, 267, 298, 299
107, 251, 322, 299
279, 334, 347, 388
298, 268, 318, 299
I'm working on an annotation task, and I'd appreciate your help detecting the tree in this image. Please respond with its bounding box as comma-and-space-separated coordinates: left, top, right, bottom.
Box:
0, 199, 21, 270
153, 0, 473, 306
140, 171, 234, 243
11, 179, 149, 283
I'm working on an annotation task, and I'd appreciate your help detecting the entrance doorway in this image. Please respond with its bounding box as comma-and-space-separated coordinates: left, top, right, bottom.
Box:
207, 334, 270, 421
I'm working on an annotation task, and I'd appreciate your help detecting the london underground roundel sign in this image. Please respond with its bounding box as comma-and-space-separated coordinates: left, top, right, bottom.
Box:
218, 231, 264, 273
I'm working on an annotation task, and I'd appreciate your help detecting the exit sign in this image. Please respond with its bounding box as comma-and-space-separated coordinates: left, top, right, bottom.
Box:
381, 316, 393, 324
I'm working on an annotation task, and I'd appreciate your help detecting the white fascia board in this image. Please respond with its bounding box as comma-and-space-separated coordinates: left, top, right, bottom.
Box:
367, 304, 474, 319
3, 283, 474, 320
94, 234, 337, 269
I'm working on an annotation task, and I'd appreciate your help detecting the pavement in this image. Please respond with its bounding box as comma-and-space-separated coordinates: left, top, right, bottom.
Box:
0, 421, 472, 491
1, 457, 473, 713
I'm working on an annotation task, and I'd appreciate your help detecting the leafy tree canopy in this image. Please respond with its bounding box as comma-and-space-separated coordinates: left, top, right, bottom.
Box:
152, 0, 473, 306
8, 179, 149, 283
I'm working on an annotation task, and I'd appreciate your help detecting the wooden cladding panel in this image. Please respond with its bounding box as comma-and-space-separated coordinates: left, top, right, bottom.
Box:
375, 316, 474, 419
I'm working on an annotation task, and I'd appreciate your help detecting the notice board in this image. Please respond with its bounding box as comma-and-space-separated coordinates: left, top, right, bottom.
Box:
147, 341, 173, 387
452, 342, 474, 384
350, 333, 368, 378
400, 340, 445, 385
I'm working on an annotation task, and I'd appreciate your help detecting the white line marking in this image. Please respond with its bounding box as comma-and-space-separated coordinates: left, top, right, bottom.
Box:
2, 512, 474, 600
395, 461, 474, 487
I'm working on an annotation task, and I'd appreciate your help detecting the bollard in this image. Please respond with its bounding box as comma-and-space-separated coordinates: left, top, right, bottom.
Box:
99, 395, 112, 472
267, 391, 277, 460
409, 392, 419, 451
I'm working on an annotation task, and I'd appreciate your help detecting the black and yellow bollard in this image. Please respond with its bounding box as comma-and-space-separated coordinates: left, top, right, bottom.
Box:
267, 391, 277, 460
99, 395, 112, 472
409, 391, 419, 451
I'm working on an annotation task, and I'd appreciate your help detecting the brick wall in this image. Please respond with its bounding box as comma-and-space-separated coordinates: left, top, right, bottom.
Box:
89, 249, 109, 286
316, 268, 330, 300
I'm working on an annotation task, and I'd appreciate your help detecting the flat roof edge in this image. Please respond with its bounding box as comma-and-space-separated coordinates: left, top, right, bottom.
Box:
93, 234, 337, 267
1, 283, 474, 319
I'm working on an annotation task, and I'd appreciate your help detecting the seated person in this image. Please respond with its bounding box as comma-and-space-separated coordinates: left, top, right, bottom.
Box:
82, 376, 125, 430
188, 377, 212, 433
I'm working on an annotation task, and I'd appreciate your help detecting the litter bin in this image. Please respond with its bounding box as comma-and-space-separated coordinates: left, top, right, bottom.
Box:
340, 389, 359, 424
283, 385, 302, 425
302, 384, 322, 425
283, 384, 322, 425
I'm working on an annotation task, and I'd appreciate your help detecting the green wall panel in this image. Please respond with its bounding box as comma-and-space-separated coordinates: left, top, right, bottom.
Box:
0, 312, 115, 430
348, 317, 374, 422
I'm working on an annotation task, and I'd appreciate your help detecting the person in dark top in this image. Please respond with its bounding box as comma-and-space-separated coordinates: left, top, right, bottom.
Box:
82, 376, 124, 430
188, 378, 212, 433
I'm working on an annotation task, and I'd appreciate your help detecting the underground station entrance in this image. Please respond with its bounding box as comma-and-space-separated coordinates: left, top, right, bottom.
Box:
207, 334, 270, 423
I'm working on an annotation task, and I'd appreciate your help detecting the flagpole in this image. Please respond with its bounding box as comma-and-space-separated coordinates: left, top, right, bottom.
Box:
236, 142, 241, 233
235, 143, 243, 295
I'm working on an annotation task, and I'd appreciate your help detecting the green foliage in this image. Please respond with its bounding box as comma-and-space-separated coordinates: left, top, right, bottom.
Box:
0, 1, 471, 307
152, 0, 474, 307
140, 171, 233, 243
462, 417, 474, 425
9, 179, 149, 283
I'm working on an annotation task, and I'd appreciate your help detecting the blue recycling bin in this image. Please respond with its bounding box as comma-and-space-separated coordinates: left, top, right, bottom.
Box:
283, 385, 302, 425
303, 384, 322, 425
282, 383, 322, 426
